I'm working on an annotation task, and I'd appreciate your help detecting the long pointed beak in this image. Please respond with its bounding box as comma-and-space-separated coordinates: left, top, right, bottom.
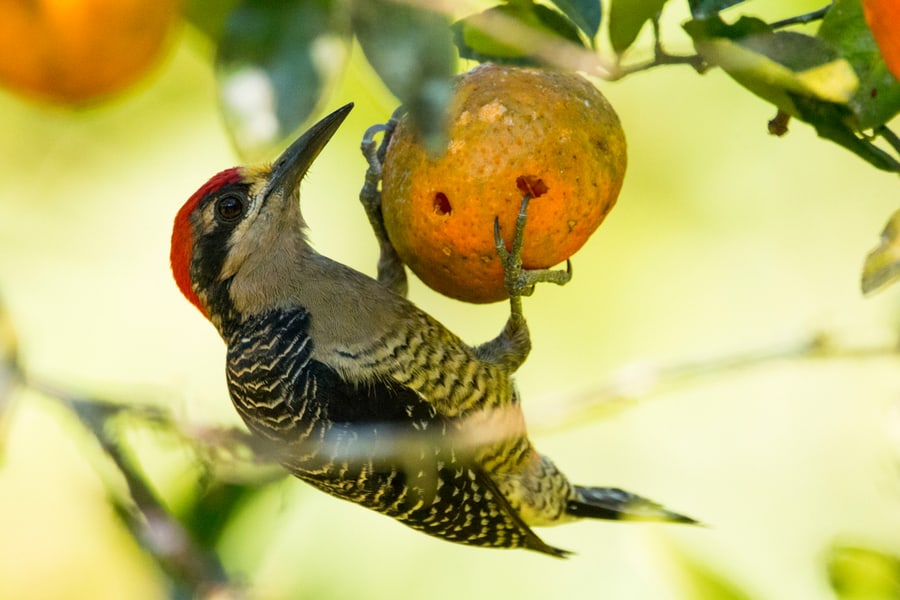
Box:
264, 102, 353, 201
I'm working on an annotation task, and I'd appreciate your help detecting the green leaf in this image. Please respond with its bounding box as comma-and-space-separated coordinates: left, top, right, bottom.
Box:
608, 0, 668, 54
551, 0, 602, 42
862, 208, 900, 295
216, 0, 349, 160
827, 545, 900, 598
533, 4, 586, 45
683, 15, 773, 43
668, 548, 755, 600
454, 6, 526, 62
184, 0, 241, 41
353, 0, 456, 150
453, 3, 585, 65
179, 481, 263, 549
818, 0, 900, 129
685, 16, 858, 116
681, 14, 900, 170
739, 31, 839, 71
688, 0, 746, 19
790, 93, 900, 173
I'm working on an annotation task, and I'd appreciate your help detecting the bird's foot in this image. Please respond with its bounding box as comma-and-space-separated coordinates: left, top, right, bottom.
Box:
477, 195, 572, 370
494, 195, 572, 316
359, 108, 407, 295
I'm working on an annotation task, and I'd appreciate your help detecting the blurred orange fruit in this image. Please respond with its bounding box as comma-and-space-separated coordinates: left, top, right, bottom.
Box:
863, 0, 900, 80
381, 64, 627, 303
0, 0, 180, 105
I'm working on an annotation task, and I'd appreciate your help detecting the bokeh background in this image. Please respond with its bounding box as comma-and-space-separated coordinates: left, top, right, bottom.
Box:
1, 0, 899, 598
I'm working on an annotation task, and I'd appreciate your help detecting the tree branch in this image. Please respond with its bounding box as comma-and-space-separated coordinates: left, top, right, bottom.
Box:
24, 377, 241, 599
609, 16, 707, 81
531, 331, 900, 434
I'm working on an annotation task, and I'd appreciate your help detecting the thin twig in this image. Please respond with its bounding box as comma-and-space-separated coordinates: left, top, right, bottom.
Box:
611, 52, 707, 80
531, 332, 899, 434
877, 125, 900, 156
770, 3, 833, 29
24, 377, 240, 598
609, 16, 707, 80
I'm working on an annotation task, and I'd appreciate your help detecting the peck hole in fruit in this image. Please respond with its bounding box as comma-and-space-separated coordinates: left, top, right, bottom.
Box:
516, 175, 548, 198
433, 192, 452, 215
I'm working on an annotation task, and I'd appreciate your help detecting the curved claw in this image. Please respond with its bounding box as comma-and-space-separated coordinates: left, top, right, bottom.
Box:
493, 216, 508, 260
483, 196, 571, 369
359, 111, 409, 295
361, 124, 390, 177
363, 122, 389, 143
493, 197, 572, 305
517, 194, 532, 216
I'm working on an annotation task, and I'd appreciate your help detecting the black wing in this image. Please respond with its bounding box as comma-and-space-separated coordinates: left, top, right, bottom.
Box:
225, 307, 567, 556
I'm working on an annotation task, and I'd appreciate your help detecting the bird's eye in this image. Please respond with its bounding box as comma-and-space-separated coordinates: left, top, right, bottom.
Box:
216, 194, 245, 222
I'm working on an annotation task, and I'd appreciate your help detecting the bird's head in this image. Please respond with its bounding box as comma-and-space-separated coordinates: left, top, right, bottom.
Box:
170, 103, 353, 332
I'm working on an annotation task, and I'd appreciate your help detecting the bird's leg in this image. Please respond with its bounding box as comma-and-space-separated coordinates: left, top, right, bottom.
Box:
476, 195, 573, 370
360, 108, 408, 297
496, 194, 573, 316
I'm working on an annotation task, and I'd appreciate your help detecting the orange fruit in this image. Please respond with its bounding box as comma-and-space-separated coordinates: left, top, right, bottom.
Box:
381, 64, 627, 303
863, 0, 900, 81
0, 0, 180, 105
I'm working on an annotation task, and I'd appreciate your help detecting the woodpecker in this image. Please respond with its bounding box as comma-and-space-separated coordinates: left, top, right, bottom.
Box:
171, 102, 695, 556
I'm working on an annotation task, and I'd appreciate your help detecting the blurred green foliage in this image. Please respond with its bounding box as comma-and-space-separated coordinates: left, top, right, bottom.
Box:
186, 0, 900, 178
828, 545, 900, 599
0, 0, 899, 599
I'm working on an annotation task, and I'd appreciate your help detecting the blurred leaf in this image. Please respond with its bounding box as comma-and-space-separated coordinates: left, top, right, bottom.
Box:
680, 563, 754, 599
216, 0, 349, 159
52, 394, 230, 594
688, 0, 745, 19
608, 0, 668, 54
0, 294, 19, 459
180, 481, 267, 549
183, 0, 241, 41
551, 0, 602, 42
663, 542, 754, 600
454, 6, 524, 62
818, 0, 900, 129
862, 208, 900, 295
828, 545, 900, 599
353, 0, 456, 151
533, 4, 587, 45
790, 94, 900, 172
0, 294, 17, 393
453, 3, 584, 65
684, 15, 900, 171
684, 14, 770, 40
685, 16, 858, 116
